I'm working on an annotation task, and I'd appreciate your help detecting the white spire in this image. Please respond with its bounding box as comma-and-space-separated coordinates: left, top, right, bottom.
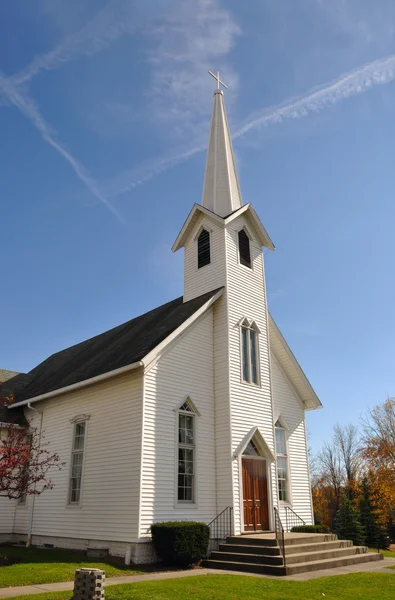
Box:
202, 83, 243, 217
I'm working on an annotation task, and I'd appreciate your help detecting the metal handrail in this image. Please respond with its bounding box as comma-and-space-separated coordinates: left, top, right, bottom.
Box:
208, 506, 233, 553
284, 506, 306, 532
273, 507, 286, 568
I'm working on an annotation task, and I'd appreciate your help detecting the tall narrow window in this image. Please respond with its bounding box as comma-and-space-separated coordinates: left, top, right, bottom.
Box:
238, 228, 251, 268
178, 402, 195, 503
241, 321, 259, 384
197, 228, 211, 269
69, 421, 86, 504
275, 420, 288, 502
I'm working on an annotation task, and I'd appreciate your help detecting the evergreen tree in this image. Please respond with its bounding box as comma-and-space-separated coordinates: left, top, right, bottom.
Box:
387, 512, 395, 544
359, 477, 390, 549
334, 498, 365, 546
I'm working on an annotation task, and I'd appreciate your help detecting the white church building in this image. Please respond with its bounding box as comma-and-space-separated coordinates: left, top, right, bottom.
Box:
0, 80, 322, 564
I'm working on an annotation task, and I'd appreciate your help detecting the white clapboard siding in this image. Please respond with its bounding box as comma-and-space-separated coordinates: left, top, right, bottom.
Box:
0, 427, 18, 533
271, 353, 314, 525
224, 215, 276, 534
183, 215, 234, 515
0, 498, 16, 534
13, 371, 143, 542
139, 310, 217, 537
184, 216, 227, 303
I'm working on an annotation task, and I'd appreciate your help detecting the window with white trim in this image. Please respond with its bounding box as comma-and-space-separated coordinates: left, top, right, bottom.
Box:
69, 421, 86, 504
177, 401, 195, 503
241, 320, 259, 385
275, 420, 288, 502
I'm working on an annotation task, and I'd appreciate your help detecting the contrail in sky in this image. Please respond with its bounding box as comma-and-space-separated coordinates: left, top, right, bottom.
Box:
0, 73, 124, 223
105, 53, 395, 198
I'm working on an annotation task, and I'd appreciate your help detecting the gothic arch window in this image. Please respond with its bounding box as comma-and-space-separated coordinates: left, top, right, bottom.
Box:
275, 419, 289, 503
68, 416, 89, 505
238, 228, 251, 268
176, 397, 198, 503
197, 228, 211, 269
241, 319, 260, 385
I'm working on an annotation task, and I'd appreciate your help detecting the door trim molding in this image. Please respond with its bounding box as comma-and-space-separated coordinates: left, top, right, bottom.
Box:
234, 428, 275, 534
241, 456, 270, 532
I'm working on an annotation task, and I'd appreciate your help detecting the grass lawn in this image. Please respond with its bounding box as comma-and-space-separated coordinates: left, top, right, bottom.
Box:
3, 572, 395, 600
0, 546, 142, 588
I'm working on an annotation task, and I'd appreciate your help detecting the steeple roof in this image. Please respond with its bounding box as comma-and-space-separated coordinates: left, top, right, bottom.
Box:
202, 89, 242, 217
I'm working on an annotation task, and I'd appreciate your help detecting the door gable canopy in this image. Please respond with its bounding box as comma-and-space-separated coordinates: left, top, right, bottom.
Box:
233, 426, 275, 462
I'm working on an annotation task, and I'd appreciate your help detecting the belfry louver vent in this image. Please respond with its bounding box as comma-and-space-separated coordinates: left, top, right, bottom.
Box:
238, 229, 251, 268
198, 229, 211, 269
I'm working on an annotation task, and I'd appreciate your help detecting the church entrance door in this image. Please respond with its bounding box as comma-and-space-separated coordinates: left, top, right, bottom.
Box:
242, 457, 269, 531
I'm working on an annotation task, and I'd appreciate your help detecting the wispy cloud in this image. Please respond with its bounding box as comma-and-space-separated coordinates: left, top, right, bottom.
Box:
102, 145, 204, 198
11, 0, 139, 87
103, 52, 395, 198
0, 74, 123, 222
234, 53, 395, 139
147, 0, 240, 138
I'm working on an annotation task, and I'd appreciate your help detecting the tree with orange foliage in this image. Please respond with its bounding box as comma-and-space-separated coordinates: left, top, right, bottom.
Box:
361, 398, 395, 516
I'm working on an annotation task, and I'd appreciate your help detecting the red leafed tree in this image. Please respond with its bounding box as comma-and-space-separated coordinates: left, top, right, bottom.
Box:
0, 387, 63, 500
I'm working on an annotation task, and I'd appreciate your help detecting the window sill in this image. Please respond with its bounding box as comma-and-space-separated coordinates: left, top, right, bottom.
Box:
174, 503, 198, 509
240, 379, 261, 389
66, 503, 83, 509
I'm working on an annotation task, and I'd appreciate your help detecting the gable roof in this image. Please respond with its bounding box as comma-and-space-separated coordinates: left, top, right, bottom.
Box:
4, 289, 222, 409
0, 370, 30, 426
268, 314, 322, 411
172, 203, 274, 252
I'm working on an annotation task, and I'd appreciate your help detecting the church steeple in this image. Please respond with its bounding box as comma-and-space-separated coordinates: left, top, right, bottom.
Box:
202, 73, 243, 217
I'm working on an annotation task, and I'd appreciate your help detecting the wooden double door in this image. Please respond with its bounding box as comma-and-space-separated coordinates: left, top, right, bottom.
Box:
242, 457, 270, 531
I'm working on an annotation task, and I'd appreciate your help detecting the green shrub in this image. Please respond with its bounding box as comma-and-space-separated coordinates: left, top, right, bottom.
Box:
151, 521, 210, 566
291, 525, 331, 534
0, 554, 17, 566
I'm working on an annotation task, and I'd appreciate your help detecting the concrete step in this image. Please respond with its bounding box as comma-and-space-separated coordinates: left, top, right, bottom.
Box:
219, 543, 281, 556
285, 540, 352, 555
285, 545, 368, 565
285, 551, 383, 575
211, 550, 284, 566
226, 536, 277, 547
204, 559, 286, 576
284, 534, 338, 546
226, 534, 338, 548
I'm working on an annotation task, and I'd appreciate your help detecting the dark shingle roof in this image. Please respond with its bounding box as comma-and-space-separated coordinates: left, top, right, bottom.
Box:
0, 371, 31, 426
5, 288, 222, 409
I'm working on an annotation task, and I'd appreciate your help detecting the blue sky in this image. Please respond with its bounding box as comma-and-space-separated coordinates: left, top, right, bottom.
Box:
1, 0, 395, 450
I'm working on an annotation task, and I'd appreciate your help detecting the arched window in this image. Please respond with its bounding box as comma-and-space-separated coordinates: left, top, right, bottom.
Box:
238, 228, 251, 268
197, 228, 211, 269
177, 399, 197, 503
241, 320, 259, 385
275, 420, 288, 502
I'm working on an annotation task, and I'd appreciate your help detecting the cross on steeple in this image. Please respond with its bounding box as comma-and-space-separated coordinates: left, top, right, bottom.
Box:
208, 70, 228, 90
